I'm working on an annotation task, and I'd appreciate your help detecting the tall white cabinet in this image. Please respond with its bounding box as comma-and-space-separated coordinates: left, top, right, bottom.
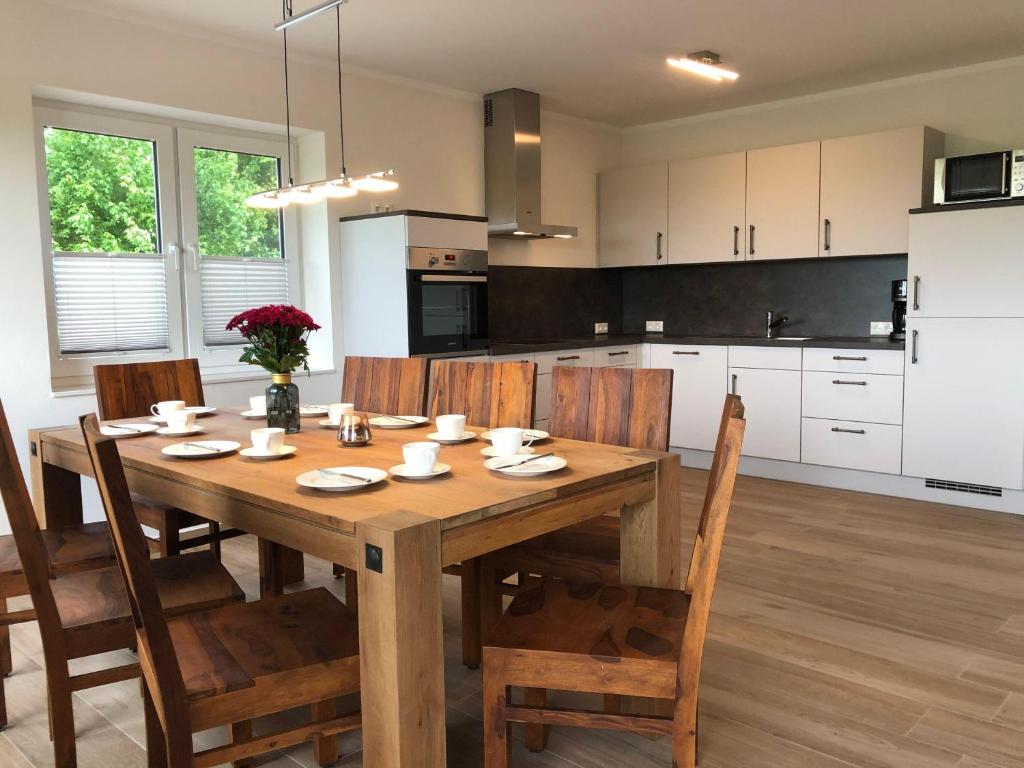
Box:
667, 152, 747, 264
745, 141, 821, 261
598, 164, 668, 267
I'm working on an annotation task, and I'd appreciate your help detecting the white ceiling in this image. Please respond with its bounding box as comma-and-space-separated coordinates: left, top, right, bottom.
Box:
49, 0, 1024, 126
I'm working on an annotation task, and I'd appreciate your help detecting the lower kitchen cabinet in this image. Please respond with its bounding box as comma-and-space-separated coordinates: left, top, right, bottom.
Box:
728, 366, 802, 462
802, 418, 902, 474
650, 344, 728, 451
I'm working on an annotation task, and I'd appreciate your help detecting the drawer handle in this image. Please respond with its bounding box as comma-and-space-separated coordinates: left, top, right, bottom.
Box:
832, 379, 867, 386
731, 373, 738, 395
832, 355, 867, 361
831, 427, 866, 435
556, 355, 580, 361
673, 350, 700, 355
608, 351, 629, 357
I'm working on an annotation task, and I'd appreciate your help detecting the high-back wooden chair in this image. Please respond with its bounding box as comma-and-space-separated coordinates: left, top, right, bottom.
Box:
430, 359, 537, 428
81, 414, 362, 767
93, 359, 243, 558
0, 401, 243, 767
481, 395, 745, 768
341, 356, 429, 416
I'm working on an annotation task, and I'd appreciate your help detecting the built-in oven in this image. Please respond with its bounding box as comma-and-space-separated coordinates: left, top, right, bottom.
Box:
934, 150, 1024, 205
407, 247, 488, 355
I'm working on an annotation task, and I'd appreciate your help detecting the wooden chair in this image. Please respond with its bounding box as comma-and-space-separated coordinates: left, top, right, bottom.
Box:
0, 403, 245, 768
81, 414, 361, 767
93, 359, 244, 558
481, 395, 745, 768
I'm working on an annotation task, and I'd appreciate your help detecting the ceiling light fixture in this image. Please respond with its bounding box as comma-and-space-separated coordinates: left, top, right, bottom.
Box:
666, 50, 739, 82
247, 0, 399, 209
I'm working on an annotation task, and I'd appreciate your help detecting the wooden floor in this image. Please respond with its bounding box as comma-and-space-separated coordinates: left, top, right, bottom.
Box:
3, 468, 1023, 767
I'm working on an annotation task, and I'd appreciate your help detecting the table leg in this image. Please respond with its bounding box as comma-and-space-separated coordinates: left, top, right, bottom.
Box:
357, 512, 446, 768
620, 453, 683, 590
257, 540, 305, 596
27, 430, 83, 529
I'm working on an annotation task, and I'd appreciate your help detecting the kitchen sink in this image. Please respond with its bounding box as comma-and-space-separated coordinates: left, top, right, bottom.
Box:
770, 336, 812, 341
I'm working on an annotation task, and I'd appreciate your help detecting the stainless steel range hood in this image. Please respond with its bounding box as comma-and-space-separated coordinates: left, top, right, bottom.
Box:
484, 88, 578, 240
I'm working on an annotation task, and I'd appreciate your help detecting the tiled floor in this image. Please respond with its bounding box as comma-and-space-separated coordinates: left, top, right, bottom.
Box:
3, 469, 1023, 767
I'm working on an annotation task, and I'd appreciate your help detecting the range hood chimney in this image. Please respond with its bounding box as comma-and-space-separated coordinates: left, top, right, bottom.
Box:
484, 88, 578, 239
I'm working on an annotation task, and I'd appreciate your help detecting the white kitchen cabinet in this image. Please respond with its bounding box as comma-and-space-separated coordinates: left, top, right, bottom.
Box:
598, 164, 668, 267
729, 345, 802, 370
728, 366, 802, 462
902, 318, 1024, 490
802, 418, 903, 475
907, 207, 1024, 318
594, 345, 639, 368
534, 348, 595, 375
803, 347, 904, 376
668, 152, 746, 264
746, 141, 821, 261
802, 370, 904, 425
819, 127, 943, 258
650, 344, 728, 451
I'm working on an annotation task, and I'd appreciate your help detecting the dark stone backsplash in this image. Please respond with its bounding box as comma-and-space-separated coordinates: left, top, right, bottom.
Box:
489, 255, 907, 341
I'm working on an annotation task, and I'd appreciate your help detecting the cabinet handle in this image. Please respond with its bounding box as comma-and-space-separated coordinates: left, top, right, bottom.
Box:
673, 350, 700, 355
608, 350, 629, 357
656, 232, 664, 261
823, 218, 831, 252
911, 329, 919, 364
733, 225, 740, 256
912, 275, 921, 311
731, 373, 738, 395
833, 355, 867, 361
832, 379, 868, 386
556, 355, 580, 361
749, 225, 755, 256
831, 427, 866, 435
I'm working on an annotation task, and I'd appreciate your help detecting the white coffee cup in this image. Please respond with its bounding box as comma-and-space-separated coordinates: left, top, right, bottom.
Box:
251, 427, 286, 454
489, 427, 533, 457
151, 400, 186, 417
436, 414, 466, 440
403, 441, 440, 474
249, 395, 267, 415
165, 410, 197, 433
328, 402, 355, 425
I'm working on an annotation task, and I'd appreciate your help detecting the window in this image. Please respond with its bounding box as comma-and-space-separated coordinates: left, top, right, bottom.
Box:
35, 106, 300, 386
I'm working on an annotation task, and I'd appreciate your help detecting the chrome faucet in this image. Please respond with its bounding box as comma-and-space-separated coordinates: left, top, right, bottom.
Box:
766, 310, 789, 339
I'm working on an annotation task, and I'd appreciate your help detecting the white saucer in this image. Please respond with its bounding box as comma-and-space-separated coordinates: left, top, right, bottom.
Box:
296, 466, 388, 492
240, 409, 268, 420
156, 425, 205, 437
100, 423, 159, 438
425, 431, 476, 444
240, 445, 298, 460
161, 440, 239, 459
480, 429, 550, 443
484, 455, 568, 476
480, 445, 535, 458
318, 418, 342, 429
299, 405, 329, 417
149, 406, 217, 424
389, 462, 451, 480
370, 415, 430, 429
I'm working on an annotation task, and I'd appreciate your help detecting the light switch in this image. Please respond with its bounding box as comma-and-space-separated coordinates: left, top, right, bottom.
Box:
646, 320, 664, 333
594, 322, 609, 334
870, 321, 893, 336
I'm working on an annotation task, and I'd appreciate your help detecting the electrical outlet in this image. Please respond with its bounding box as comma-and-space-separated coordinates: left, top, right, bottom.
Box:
870, 321, 894, 336
645, 320, 664, 333
594, 322, 609, 335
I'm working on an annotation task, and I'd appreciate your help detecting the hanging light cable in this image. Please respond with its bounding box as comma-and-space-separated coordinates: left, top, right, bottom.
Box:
316, 5, 357, 198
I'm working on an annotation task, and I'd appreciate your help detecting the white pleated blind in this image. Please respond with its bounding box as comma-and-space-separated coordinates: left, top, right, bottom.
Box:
52, 252, 170, 355
200, 257, 290, 347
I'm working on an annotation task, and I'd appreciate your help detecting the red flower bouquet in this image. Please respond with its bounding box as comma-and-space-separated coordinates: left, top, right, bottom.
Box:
226, 304, 321, 375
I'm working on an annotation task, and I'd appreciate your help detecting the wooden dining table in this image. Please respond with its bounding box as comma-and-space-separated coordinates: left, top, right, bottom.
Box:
27, 409, 682, 767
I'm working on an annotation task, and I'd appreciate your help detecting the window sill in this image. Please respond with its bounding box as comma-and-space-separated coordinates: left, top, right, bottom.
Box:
50, 366, 338, 399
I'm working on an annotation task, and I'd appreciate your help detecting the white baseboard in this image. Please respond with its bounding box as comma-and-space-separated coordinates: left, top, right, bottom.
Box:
677, 448, 1024, 517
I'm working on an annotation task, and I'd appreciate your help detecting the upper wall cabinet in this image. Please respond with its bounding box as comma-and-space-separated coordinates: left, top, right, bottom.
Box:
746, 141, 821, 261
668, 151, 747, 264
598, 163, 668, 267
819, 127, 944, 258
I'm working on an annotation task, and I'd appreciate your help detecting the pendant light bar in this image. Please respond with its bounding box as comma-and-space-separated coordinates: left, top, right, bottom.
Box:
274, 0, 347, 32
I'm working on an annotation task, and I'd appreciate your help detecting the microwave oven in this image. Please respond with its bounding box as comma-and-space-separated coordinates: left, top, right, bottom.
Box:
934, 150, 1024, 205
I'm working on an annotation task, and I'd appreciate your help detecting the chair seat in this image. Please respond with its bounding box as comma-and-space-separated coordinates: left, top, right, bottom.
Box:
0, 522, 115, 582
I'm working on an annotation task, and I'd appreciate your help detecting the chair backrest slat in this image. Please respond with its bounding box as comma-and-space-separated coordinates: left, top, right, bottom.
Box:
94, 359, 205, 421
549, 366, 672, 452
341, 356, 429, 416
429, 360, 536, 429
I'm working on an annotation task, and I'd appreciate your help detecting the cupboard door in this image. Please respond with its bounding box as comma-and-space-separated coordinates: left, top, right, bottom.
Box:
668, 152, 746, 264
728, 367, 802, 461
650, 345, 728, 451
598, 164, 668, 267
902, 318, 1024, 490
820, 127, 938, 258
746, 141, 821, 261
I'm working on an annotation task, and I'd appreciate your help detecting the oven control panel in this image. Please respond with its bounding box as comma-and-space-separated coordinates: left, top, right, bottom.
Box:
1013, 150, 1024, 197
408, 247, 488, 272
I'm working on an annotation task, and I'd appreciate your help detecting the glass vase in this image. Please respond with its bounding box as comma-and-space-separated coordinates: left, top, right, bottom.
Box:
266, 372, 300, 434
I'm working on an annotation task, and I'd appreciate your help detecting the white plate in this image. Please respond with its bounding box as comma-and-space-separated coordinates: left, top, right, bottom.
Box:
99, 423, 159, 438
299, 405, 329, 417
161, 440, 240, 459
318, 418, 342, 429
156, 425, 205, 437
370, 415, 430, 429
149, 406, 217, 424
425, 431, 476, 445
484, 455, 567, 476
389, 462, 451, 480
480, 429, 550, 443
240, 445, 298, 460
240, 409, 268, 420
296, 466, 388, 492
480, 445, 535, 458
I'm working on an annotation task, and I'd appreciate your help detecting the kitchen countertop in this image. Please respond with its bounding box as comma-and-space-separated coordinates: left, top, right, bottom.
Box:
485, 334, 905, 356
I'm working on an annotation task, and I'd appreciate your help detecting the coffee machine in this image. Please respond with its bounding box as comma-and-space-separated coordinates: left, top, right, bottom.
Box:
890, 279, 907, 342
